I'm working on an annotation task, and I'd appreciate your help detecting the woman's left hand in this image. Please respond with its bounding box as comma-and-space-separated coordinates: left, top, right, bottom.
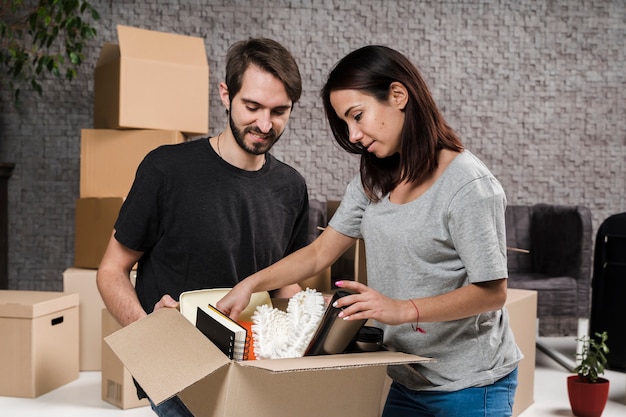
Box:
333, 280, 413, 325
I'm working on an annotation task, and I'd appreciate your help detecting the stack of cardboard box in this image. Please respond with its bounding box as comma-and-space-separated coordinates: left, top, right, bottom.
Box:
63, 24, 209, 409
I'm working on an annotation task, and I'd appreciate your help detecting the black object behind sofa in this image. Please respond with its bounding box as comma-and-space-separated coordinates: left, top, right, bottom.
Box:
505, 204, 593, 337
589, 212, 626, 371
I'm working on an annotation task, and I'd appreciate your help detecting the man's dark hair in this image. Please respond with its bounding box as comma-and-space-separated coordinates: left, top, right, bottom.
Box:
225, 38, 302, 105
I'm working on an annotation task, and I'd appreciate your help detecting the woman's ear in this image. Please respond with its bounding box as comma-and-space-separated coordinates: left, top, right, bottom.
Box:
389, 81, 408, 110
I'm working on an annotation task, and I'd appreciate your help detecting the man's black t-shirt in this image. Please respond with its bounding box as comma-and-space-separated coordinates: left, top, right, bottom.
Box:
114, 138, 309, 313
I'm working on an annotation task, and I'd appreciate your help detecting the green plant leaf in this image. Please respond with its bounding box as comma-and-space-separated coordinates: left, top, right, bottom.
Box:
573, 331, 609, 383
0, 0, 100, 105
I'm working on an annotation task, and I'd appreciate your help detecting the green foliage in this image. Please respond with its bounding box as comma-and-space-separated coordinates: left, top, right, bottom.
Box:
573, 331, 609, 383
0, 0, 100, 103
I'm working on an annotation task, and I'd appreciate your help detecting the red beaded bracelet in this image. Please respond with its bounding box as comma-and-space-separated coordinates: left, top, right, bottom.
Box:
408, 299, 426, 333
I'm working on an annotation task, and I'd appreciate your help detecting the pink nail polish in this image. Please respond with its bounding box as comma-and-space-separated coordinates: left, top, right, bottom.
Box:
335, 281, 343, 287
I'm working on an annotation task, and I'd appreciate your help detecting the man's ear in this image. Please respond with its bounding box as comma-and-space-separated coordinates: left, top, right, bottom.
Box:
389, 81, 408, 110
219, 82, 231, 111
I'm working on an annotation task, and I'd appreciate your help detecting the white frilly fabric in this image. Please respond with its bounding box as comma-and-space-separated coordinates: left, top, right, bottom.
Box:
251, 288, 325, 359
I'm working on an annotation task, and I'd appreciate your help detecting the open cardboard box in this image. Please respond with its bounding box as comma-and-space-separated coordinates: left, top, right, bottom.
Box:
106, 307, 431, 417
93, 25, 209, 136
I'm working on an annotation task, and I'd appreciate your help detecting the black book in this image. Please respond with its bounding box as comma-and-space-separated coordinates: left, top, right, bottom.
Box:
304, 290, 368, 356
195, 305, 249, 361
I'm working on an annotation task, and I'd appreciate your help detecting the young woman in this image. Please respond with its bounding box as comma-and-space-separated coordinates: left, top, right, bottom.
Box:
218, 45, 521, 417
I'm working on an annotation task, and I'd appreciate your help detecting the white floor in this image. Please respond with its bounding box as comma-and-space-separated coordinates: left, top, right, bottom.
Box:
1, 337, 624, 416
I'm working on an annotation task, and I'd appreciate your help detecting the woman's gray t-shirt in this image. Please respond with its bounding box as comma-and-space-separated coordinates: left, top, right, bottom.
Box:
329, 150, 521, 392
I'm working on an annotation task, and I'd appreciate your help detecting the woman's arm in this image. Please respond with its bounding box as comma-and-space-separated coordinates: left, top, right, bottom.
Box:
217, 227, 355, 320
333, 278, 508, 326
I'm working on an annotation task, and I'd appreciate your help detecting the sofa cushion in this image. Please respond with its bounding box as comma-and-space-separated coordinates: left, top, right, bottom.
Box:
530, 204, 584, 277
508, 272, 578, 318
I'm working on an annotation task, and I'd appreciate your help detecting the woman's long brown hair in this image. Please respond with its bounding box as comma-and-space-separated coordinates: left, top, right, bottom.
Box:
322, 45, 463, 202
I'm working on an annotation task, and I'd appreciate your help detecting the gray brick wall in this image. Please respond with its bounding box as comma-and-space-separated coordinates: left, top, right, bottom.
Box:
0, 0, 624, 290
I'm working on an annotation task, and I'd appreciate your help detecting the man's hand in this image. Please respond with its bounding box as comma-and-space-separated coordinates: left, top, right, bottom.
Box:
153, 294, 179, 312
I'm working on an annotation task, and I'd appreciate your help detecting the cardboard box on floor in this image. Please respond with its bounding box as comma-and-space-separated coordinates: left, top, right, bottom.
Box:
101, 309, 149, 409
106, 308, 431, 417
63, 268, 106, 371
0, 291, 79, 398
74, 197, 124, 269
93, 24, 209, 136
63, 268, 137, 371
80, 129, 184, 198
506, 288, 537, 417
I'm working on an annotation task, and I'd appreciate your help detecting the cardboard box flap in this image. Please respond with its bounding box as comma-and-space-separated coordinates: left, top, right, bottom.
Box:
240, 350, 431, 373
105, 308, 229, 404
0, 291, 79, 318
117, 25, 207, 67
95, 42, 119, 67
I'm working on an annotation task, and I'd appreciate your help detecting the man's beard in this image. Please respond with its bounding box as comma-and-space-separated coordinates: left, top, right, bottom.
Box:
229, 112, 282, 155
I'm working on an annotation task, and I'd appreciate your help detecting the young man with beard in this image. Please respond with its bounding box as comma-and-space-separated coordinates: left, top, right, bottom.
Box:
96, 38, 309, 417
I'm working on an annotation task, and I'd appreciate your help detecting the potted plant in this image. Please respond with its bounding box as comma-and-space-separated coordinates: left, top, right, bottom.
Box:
567, 331, 610, 417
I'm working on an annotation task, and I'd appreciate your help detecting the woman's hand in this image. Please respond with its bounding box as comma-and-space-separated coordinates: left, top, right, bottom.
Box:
216, 280, 255, 321
333, 280, 414, 325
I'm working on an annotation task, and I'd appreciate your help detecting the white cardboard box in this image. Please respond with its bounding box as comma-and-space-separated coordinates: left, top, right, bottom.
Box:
106, 308, 431, 417
0, 291, 79, 398
62, 268, 137, 371
93, 24, 209, 136
62, 268, 106, 371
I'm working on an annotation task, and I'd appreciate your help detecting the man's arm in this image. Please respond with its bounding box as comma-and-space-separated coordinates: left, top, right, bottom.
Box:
96, 230, 147, 327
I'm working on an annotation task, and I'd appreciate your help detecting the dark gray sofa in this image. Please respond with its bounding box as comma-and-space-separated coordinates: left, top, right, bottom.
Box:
505, 204, 593, 337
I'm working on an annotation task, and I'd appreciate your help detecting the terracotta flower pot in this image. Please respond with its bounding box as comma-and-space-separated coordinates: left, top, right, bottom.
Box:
567, 375, 610, 417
